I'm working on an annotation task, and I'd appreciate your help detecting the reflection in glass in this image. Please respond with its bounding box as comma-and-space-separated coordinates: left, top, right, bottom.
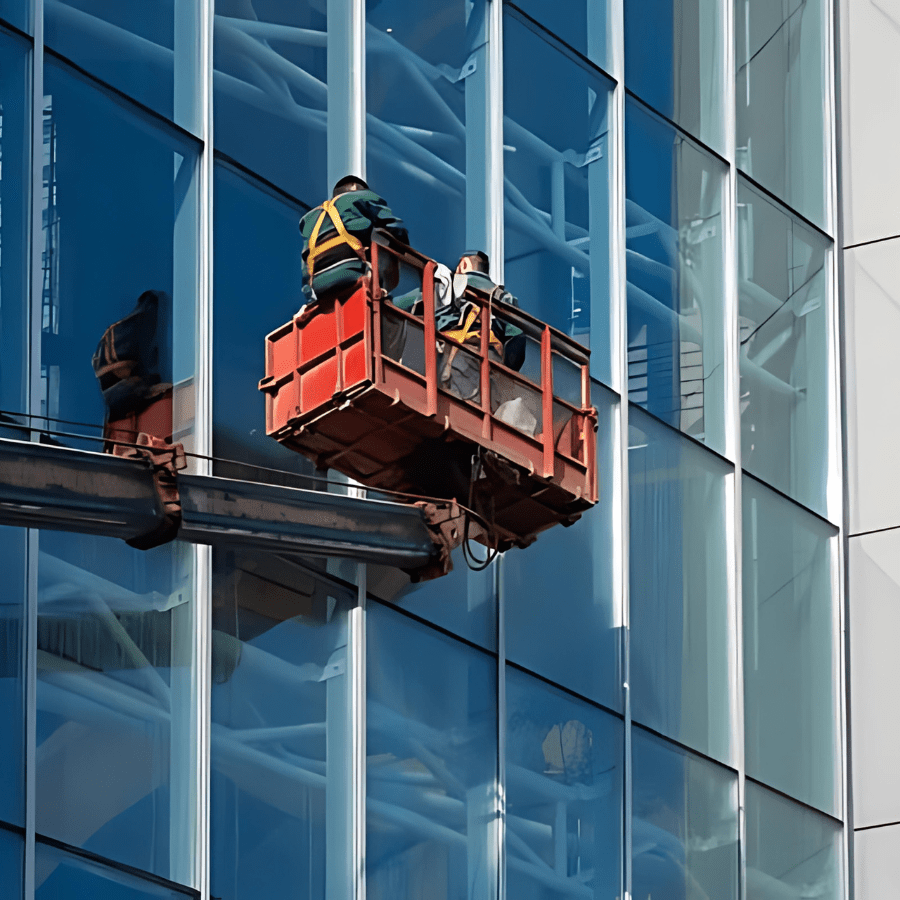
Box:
735, 0, 827, 226
738, 181, 831, 515
40, 60, 199, 451
745, 781, 841, 900
625, 0, 724, 151
0, 30, 30, 440
35, 532, 197, 885
213, 163, 318, 485
504, 384, 620, 712
45, 0, 201, 132
367, 603, 497, 900
210, 550, 351, 900
36, 841, 195, 900
506, 668, 622, 900
743, 475, 838, 815
366, 0, 476, 267
0, 528, 26, 826
214, 0, 327, 202
633, 729, 738, 900
504, 11, 614, 384
0, 828, 22, 898
625, 100, 726, 453
0, 2, 28, 33
512, 0, 608, 69
629, 406, 732, 763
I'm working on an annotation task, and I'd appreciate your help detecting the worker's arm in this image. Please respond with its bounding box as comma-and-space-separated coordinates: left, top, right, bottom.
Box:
360, 195, 409, 246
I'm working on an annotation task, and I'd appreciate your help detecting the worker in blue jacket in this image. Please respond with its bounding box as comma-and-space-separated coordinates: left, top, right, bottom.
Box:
299, 175, 408, 307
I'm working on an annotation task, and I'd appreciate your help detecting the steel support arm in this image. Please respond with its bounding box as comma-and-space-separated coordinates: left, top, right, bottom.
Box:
0, 438, 436, 568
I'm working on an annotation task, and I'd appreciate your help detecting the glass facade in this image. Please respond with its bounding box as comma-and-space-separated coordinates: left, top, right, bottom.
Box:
0, 3, 846, 900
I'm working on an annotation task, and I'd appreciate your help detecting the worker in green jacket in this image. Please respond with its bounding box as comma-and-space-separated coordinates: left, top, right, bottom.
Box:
299, 175, 408, 307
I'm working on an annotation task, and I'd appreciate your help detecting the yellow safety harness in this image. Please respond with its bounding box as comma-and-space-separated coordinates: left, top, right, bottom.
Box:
443, 304, 503, 354
306, 199, 365, 279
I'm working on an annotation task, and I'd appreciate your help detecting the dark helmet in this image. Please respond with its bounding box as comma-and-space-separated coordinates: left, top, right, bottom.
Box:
332, 175, 370, 196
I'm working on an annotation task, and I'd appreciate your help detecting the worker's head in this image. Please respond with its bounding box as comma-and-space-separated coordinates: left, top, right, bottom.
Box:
332, 175, 369, 197
456, 250, 490, 275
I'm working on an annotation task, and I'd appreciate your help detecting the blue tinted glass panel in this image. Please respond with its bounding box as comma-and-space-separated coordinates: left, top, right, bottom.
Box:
0, 528, 26, 826
368, 548, 496, 651
504, 11, 614, 385
41, 60, 199, 451
735, 0, 827, 227
743, 475, 839, 815
629, 406, 733, 763
738, 180, 831, 515
746, 781, 841, 900
35, 842, 195, 900
0, 29, 30, 439
213, 163, 318, 483
625, 100, 727, 453
625, 0, 724, 151
504, 383, 619, 711
214, 1, 326, 200
367, 602, 497, 900
506, 667, 623, 900
45, 0, 200, 132
633, 728, 738, 900
36, 533, 197, 885
0, 3, 28, 33
211, 550, 351, 900
367, 0, 474, 266
511, 0, 608, 69
0, 828, 22, 898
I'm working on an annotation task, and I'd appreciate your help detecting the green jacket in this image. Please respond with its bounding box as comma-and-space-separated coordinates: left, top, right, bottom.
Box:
299, 189, 408, 305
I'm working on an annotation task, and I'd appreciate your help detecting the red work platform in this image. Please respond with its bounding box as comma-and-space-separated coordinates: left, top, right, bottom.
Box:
259, 233, 598, 553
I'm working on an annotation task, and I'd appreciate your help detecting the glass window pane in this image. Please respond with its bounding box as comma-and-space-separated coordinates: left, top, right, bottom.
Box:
625, 100, 727, 454
41, 59, 200, 452
210, 550, 351, 900
629, 406, 733, 763
511, 0, 608, 69
503, 383, 620, 711
0, 528, 26, 827
745, 781, 842, 900
743, 475, 839, 815
0, 3, 28, 34
367, 602, 497, 900
36, 533, 198, 886
366, 0, 473, 266
633, 728, 739, 900
738, 180, 831, 516
506, 667, 623, 900
45, 0, 201, 133
213, 163, 317, 484
214, 1, 326, 200
625, 0, 724, 152
735, 0, 827, 227
0, 28, 30, 439
0, 828, 22, 897
504, 11, 614, 385
35, 842, 195, 900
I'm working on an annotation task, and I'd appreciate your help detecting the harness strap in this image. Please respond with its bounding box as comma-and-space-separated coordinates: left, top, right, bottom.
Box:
443, 305, 503, 353
307, 199, 365, 278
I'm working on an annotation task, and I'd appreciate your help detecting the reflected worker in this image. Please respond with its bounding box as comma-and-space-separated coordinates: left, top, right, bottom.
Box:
299, 175, 408, 309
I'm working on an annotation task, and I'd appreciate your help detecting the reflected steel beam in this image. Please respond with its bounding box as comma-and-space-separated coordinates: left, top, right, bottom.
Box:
0, 438, 436, 568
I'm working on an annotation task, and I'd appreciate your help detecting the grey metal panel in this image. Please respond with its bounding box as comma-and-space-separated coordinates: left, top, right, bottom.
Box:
843, 240, 900, 535
0, 438, 437, 567
840, 0, 900, 247
854, 824, 900, 898
849, 532, 900, 829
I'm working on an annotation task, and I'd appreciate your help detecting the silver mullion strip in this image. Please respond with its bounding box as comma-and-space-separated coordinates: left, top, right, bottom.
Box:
497, 559, 506, 900
722, 0, 747, 895
486, 0, 504, 283
25, 0, 44, 895
194, 2, 214, 899
350, 563, 367, 900
326, 0, 366, 186
608, 0, 630, 893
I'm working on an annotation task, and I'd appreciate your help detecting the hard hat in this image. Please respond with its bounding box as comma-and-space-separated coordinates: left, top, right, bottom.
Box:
332, 174, 369, 194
